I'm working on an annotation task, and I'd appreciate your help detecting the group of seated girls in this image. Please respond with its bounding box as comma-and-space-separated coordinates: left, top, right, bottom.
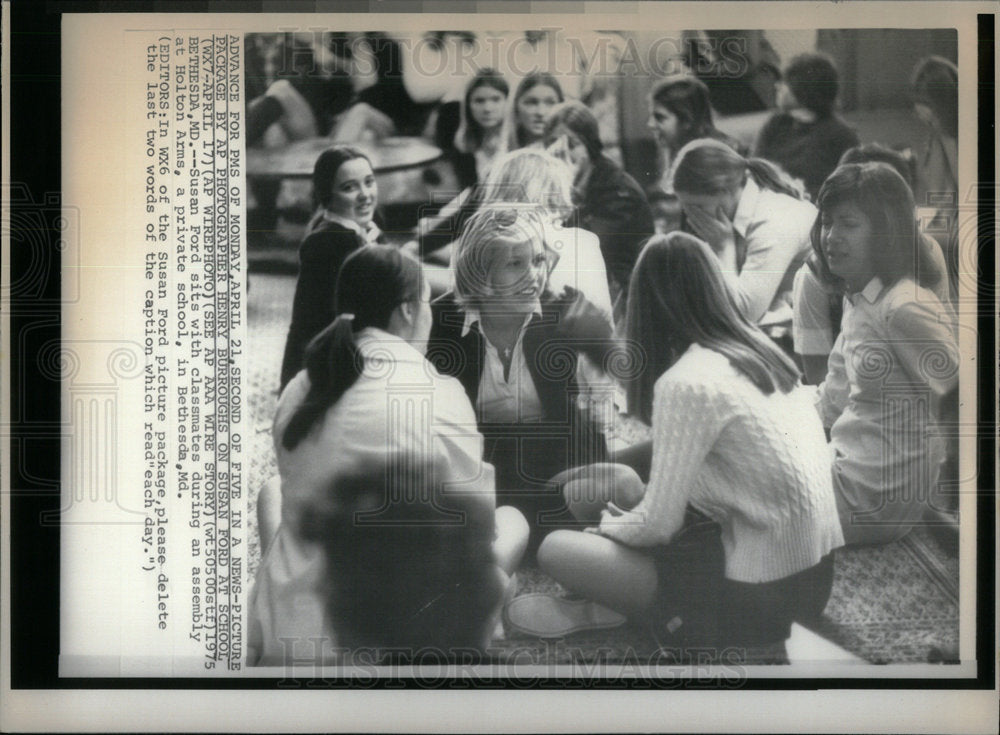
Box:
249, 58, 959, 665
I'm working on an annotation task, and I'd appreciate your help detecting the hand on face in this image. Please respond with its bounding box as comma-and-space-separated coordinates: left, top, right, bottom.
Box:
684, 202, 734, 250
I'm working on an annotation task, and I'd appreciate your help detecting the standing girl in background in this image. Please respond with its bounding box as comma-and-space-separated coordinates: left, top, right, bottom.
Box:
451, 69, 511, 189
280, 145, 383, 389
813, 163, 958, 545
670, 138, 815, 327
537, 232, 843, 647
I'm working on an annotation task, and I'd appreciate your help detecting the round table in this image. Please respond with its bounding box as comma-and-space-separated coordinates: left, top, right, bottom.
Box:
247, 136, 443, 179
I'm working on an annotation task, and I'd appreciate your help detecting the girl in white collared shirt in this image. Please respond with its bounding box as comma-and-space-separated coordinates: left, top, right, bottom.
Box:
813, 163, 958, 545
670, 138, 816, 328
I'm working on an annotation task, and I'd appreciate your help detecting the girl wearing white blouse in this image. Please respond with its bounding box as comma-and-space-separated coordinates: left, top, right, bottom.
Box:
671, 138, 816, 329
813, 163, 959, 545
249, 246, 528, 665
538, 232, 844, 647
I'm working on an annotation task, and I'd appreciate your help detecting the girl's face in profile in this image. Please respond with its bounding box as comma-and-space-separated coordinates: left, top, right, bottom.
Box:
647, 101, 680, 149
487, 238, 549, 313
516, 84, 561, 140
328, 157, 378, 228
469, 85, 507, 131
821, 200, 877, 291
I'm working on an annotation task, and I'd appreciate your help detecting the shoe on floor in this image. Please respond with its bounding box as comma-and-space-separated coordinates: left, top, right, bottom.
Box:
503, 592, 626, 638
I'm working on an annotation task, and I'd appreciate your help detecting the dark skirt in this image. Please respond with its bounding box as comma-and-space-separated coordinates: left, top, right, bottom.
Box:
483, 423, 605, 551
649, 509, 835, 649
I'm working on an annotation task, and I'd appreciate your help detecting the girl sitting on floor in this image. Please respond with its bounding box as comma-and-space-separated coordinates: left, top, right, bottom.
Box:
251, 245, 528, 666
544, 101, 655, 322
812, 163, 958, 545
427, 207, 618, 552
279, 145, 384, 389
537, 232, 844, 647
792, 144, 951, 384
670, 138, 815, 329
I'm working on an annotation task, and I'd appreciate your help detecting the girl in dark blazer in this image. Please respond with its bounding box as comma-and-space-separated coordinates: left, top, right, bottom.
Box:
426, 207, 618, 550
280, 145, 384, 389
544, 101, 654, 319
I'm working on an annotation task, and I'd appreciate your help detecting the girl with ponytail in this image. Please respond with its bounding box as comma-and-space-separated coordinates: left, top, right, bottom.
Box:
250, 245, 528, 666
670, 138, 817, 328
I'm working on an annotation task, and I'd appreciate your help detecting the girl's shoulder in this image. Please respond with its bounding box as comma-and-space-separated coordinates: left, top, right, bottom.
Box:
880, 277, 953, 329
655, 345, 738, 393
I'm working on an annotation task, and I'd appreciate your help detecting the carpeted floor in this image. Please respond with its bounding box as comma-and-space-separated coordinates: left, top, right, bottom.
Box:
246, 271, 960, 666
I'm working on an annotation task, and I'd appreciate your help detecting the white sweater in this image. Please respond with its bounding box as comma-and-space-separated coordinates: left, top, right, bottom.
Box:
600, 344, 843, 583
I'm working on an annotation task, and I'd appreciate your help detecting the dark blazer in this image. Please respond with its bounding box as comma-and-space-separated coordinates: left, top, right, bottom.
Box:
279, 218, 370, 389
427, 287, 614, 487
570, 154, 655, 293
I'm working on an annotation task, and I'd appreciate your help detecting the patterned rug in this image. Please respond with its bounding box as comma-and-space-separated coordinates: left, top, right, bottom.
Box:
246, 271, 960, 667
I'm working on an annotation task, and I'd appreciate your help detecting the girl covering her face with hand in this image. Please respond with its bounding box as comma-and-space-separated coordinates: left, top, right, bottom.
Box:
670, 138, 815, 328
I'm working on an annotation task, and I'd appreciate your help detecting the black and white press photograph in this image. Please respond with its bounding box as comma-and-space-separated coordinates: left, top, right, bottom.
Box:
241, 26, 965, 670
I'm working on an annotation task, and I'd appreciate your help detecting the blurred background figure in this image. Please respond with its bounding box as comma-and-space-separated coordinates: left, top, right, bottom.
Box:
754, 52, 860, 200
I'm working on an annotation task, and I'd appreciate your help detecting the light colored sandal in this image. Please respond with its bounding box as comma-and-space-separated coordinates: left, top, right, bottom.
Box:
502, 592, 627, 638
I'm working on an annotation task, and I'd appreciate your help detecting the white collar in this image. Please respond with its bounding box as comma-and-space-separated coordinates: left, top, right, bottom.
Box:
849, 277, 886, 306
461, 302, 543, 338
731, 176, 762, 239
322, 210, 381, 243
354, 326, 423, 363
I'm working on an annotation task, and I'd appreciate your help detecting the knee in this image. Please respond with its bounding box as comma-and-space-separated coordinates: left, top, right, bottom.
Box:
610, 464, 645, 509
536, 529, 579, 577
497, 505, 529, 544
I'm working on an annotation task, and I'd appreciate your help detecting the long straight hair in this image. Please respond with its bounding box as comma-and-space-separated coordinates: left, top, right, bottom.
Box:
649, 75, 718, 154
454, 68, 511, 155
625, 232, 800, 424
509, 72, 564, 150
810, 162, 923, 291
671, 138, 805, 201
281, 245, 424, 450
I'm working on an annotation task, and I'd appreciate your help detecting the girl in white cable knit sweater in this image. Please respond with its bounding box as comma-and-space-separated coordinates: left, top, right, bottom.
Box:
538, 232, 844, 647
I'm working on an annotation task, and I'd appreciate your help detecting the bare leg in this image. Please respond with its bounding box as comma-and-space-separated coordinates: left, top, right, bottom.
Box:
537, 529, 658, 619
493, 505, 529, 575
266, 79, 318, 141
333, 102, 396, 143
256, 474, 282, 553
554, 463, 646, 523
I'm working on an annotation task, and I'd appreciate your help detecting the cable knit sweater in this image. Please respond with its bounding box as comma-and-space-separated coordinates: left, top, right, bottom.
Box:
599, 344, 844, 583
